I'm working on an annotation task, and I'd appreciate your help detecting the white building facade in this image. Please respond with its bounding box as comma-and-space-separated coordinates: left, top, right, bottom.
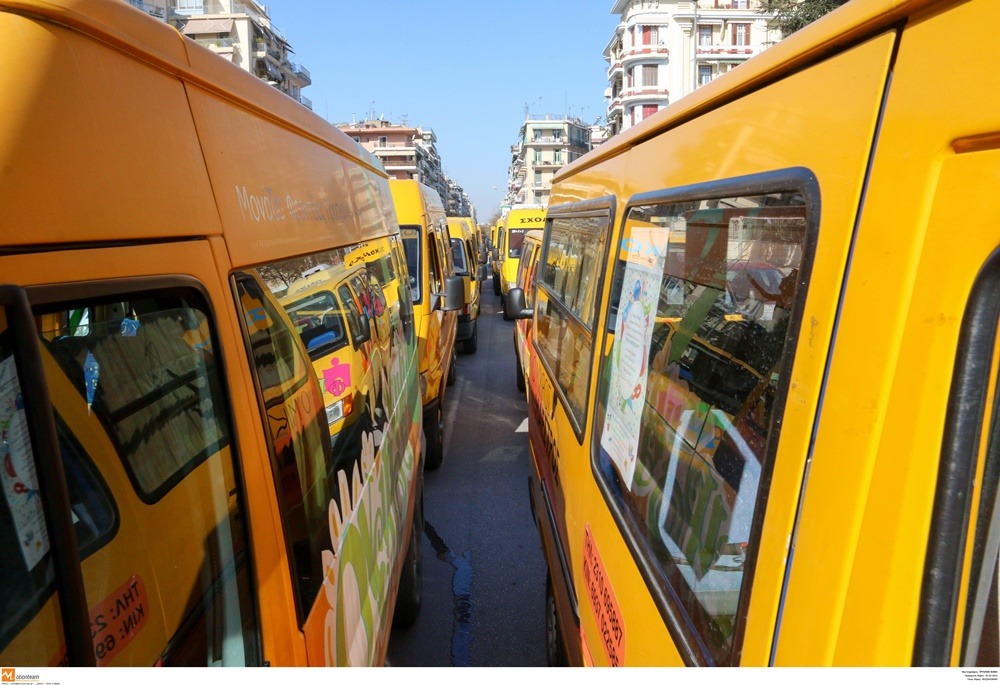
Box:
505, 116, 592, 207
605, 0, 782, 136
161, 1, 312, 110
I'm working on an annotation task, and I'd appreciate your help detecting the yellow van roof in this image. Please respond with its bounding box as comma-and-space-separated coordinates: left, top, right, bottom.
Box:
1, 0, 392, 265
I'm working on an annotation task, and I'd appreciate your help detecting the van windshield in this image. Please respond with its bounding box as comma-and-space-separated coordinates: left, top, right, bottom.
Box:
283, 290, 349, 359
401, 226, 422, 304
507, 229, 528, 258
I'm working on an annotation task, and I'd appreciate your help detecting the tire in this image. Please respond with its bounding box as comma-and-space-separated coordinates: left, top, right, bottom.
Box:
516, 352, 525, 392
446, 350, 456, 386
493, 272, 502, 296
546, 573, 568, 666
464, 321, 478, 355
424, 402, 444, 470
393, 471, 424, 628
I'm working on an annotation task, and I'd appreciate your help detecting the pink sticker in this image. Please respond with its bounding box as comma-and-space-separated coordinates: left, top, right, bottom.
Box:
323, 357, 352, 395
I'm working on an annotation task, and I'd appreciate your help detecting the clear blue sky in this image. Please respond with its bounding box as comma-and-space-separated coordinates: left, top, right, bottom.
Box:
263, 1, 618, 220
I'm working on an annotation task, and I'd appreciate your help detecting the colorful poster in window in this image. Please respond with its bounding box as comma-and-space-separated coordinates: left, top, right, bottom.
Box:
0, 356, 50, 570
600, 226, 666, 489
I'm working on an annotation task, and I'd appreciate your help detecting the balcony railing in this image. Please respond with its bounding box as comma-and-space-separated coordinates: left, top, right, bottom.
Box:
129, 0, 165, 17
298, 95, 312, 110
195, 36, 237, 49
620, 87, 670, 101
621, 44, 669, 61
697, 44, 756, 57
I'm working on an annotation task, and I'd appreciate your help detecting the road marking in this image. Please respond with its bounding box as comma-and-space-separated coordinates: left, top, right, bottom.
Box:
516, 417, 528, 433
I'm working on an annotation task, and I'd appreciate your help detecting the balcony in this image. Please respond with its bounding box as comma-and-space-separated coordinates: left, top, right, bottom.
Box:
608, 97, 623, 115
620, 87, 670, 103
194, 36, 238, 49
298, 94, 312, 110
532, 159, 564, 169
127, 0, 165, 18
621, 44, 669, 65
697, 44, 756, 59
606, 59, 624, 79
528, 136, 565, 147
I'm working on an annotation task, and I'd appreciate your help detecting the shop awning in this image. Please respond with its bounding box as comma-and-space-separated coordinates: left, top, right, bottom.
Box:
182, 18, 234, 35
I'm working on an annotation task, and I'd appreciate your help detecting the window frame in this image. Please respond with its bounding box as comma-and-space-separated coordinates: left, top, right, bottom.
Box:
589, 168, 820, 665
916, 245, 1000, 666
533, 196, 616, 442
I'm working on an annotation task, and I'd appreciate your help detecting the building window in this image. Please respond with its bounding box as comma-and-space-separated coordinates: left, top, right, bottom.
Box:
642, 65, 658, 88
699, 65, 713, 85
377, 136, 387, 147
699, 26, 712, 46
733, 23, 751, 46
642, 104, 658, 120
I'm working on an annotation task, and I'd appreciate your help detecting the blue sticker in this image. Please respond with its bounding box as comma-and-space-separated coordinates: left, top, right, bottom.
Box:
84, 351, 99, 413
121, 317, 140, 337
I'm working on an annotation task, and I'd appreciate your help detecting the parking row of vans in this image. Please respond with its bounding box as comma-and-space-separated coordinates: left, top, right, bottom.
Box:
0, 0, 477, 667
504, 0, 1000, 668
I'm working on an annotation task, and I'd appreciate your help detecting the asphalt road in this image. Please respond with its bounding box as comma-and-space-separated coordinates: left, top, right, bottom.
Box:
386, 287, 548, 667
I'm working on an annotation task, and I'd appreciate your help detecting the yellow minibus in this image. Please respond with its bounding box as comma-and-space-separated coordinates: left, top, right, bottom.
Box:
447, 218, 486, 354
390, 180, 462, 470
509, 0, 1000, 667
495, 206, 546, 321
0, 0, 428, 667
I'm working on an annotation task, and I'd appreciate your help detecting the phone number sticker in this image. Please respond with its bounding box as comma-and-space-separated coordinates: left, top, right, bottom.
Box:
89, 574, 149, 665
582, 525, 625, 666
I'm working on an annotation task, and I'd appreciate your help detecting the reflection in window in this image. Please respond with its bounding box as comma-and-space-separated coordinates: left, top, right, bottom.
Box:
5, 290, 257, 666
450, 238, 468, 275
595, 191, 809, 664
535, 214, 611, 430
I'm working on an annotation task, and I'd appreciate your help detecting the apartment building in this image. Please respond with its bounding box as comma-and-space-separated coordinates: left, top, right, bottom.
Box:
446, 179, 474, 219
605, 0, 782, 136
505, 116, 592, 207
165, 0, 312, 109
337, 119, 449, 206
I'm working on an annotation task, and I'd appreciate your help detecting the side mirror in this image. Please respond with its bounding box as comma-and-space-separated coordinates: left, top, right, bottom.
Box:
506, 288, 533, 320
492, 248, 499, 262
353, 314, 371, 346
477, 264, 488, 282
442, 275, 465, 312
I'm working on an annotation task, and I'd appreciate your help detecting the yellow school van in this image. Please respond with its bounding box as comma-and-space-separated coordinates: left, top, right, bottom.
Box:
513, 0, 1000, 667
0, 0, 425, 667
495, 206, 546, 321
447, 218, 486, 354
391, 180, 462, 470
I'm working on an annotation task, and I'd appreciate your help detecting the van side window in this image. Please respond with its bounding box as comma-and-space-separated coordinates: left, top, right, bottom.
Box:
20, 288, 257, 666
390, 236, 416, 344
535, 214, 611, 432
234, 272, 333, 622
593, 192, 809, 665
401, 227, 422, 306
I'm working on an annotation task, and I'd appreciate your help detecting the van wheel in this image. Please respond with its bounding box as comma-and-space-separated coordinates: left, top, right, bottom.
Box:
464, 322, 478, 355
546, 573, 568, 666
493, 272, 501, 296
393, 471, 424, 628
516, 353, 525, 392
447, 351, 456, 386
424, 404, 444, 470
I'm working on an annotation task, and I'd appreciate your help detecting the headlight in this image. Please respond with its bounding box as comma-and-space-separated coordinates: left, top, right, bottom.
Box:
326, 399, 345, 424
